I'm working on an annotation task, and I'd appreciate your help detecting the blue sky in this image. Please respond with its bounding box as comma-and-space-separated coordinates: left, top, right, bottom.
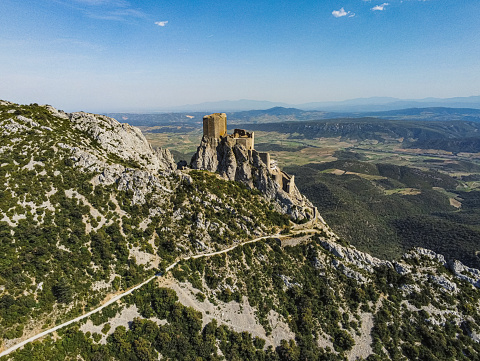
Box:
0, 0, 479, 112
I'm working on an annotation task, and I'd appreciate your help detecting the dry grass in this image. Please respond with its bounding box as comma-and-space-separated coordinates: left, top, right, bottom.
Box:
384, 188, 422, 195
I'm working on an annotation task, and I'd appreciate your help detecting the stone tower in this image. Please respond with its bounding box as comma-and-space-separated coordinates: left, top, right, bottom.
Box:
203, 113, 227, 138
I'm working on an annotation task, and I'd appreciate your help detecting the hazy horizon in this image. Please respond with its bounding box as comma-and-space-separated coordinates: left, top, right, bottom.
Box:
1, 0, 479, 112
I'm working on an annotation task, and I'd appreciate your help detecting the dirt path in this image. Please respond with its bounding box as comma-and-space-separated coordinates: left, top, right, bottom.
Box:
0, 228, 321, 358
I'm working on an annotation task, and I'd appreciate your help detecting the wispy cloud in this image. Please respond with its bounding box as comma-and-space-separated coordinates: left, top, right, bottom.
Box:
155, 21, 168, 27
88, 8, 145, 21
56, 0, 146, 21
371, 3, 389, 11
73, 0, 129, 6
332, 7, 354, 18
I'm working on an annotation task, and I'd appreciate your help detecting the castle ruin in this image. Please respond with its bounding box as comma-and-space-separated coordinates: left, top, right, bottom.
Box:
203, 113, 227, 138
232, 128, 254, 151
202, 113, 295, 195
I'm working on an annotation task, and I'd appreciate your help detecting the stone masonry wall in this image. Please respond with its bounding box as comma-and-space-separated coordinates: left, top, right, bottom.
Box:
203, 113, 227, 138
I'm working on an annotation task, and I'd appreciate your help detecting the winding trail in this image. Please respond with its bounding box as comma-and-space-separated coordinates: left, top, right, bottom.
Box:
0, 230, 319, 358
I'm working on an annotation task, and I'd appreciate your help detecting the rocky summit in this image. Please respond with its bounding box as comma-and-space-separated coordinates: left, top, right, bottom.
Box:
191, 135, 317, 220
191, 113, 320, 221
1, 101, 480, 361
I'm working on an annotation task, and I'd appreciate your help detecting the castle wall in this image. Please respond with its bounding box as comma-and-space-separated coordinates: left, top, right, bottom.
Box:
199, 112, 303, 209
235, 137, 254, 151
287, 175, 295, 194
232, 129, 254, 150
274, 171, 283, 186
259, 152, 271, 170
202, 114, 255, 150
281, 172, 295, 195
203, 113, 227, 138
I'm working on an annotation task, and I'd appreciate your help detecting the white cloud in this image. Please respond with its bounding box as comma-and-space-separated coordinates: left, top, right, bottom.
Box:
371, 3, 389, 11
155, 21, 168, 27
332, 7, 353, 18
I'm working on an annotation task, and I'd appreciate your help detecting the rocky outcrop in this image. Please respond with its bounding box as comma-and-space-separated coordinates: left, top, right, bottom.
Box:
448, 259, 480, 288
66, 110, 176, 172
403, 247, 446, 265
155, 148, 177, 172
317, 238, 480, 292
318, 238, 392, 276
321, 241, 480, 295
191, 136, 316, 220
49, 106, 178, 204
1, 115, 53, 136
404, 247, 480, 288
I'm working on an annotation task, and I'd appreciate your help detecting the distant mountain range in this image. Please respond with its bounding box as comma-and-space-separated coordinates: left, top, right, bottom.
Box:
106, 106, 480, 127
239, 118, 480, 143
228, 106, 480, 123
158, 95, 480, 112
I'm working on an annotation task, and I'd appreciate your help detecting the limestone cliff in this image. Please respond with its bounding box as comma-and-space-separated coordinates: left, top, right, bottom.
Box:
46, 106, 177, 173
191, 135, 319, 221
48, 106, 178, 205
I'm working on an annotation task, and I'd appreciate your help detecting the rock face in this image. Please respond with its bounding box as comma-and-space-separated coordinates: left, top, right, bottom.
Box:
191, 136, 317, 220
318, 238, 393, 274
317, 237, 480, 293
52, 106, 178, 204
403, 247, 480, 288
66, 110, 176, 173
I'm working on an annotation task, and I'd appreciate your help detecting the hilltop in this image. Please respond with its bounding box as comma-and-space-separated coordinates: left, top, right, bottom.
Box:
1, 101, 480, 360
0, 101, 293, 350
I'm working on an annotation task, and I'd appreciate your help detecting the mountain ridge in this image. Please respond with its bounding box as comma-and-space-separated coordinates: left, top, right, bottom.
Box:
0, 100, 295, 350
105, 106, 480, 128
150, 95, 480, 113
1, 99, 480, 360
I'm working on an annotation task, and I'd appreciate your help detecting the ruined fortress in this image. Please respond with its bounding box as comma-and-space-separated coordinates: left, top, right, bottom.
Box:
202, 113, 295, 195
